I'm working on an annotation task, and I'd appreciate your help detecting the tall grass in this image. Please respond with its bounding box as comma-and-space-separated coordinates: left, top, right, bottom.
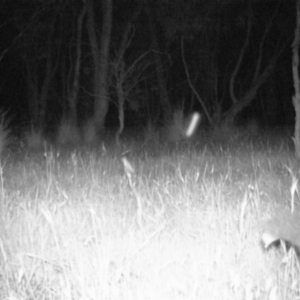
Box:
0, 127, 299, 300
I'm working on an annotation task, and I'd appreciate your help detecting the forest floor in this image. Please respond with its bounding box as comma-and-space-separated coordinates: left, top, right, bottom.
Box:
0, 127, 299, 300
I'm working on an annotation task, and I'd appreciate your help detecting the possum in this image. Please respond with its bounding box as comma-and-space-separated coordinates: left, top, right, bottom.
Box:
262, 210, 300, 252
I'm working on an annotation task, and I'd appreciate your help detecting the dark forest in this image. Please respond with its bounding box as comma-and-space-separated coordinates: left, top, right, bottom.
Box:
0, 0, 295, 138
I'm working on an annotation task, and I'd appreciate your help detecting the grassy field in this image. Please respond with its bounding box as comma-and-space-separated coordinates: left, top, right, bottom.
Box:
0, 127, 299, 300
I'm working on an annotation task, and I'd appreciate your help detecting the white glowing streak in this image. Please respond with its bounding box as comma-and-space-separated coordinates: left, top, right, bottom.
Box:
186, 112, 201, 137
121, 157, 135, 174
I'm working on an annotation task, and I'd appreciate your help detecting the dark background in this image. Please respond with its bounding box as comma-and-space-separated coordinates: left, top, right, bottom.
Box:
0, 0, 295, 133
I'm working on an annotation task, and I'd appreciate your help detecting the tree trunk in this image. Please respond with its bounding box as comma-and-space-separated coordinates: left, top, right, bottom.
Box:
39, 56, 53, 126
87, 0, 112, 132
223, 61, 274, 126
146, 4, 172, 125
223, 39, 280, 126
181, 38, 213, 126
114, 24, 131, 144
24, 59, 39, 127
115, 62, 125, 145
292, 0, 300, 159
68, 5, 86, 126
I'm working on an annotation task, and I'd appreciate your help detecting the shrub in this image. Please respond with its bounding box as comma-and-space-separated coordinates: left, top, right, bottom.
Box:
24, 128, 45, 151
82, 120, 98, 145
57, 120, 81, 146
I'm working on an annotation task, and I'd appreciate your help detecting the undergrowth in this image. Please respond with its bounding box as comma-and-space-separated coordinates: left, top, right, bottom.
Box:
0, 128, 298, 300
